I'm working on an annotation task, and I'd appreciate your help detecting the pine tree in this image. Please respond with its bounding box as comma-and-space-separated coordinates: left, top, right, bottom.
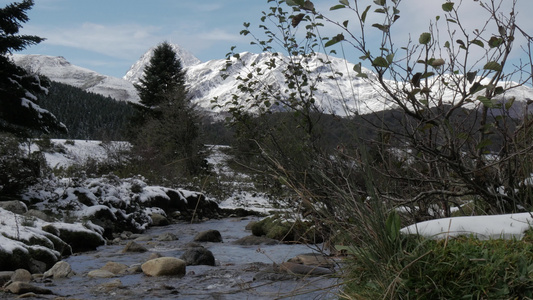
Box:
0, 0, 66, 136
131, 42, 206, 178
135, 42, 186, 109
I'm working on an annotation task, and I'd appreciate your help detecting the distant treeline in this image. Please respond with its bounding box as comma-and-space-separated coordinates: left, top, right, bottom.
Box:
38, 81, 135, 140
37, 81, 508, 153
33, 81, 412, 148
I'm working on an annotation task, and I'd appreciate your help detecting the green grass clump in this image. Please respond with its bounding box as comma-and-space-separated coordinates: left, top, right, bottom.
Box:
344, 230, 533, 299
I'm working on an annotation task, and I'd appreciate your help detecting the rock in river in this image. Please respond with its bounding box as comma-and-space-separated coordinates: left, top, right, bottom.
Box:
180, 247, 215, 266
4, 281, 53, 295
193, 229, 222, 242
141, 257, 186, 277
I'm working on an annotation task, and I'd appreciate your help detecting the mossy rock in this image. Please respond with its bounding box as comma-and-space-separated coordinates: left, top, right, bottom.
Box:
251, 215, 323, 243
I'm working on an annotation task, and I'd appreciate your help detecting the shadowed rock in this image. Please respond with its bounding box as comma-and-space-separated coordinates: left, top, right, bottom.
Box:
180, 247, 215, 266
194, 229, 222, 243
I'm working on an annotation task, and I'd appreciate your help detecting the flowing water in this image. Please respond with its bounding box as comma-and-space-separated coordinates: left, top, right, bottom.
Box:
25, 217, 340, 299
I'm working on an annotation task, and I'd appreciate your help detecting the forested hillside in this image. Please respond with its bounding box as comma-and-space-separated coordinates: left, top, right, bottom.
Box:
38, 81, 135, 140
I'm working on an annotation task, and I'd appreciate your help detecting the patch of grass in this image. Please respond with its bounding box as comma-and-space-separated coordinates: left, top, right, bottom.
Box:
344, 230, 533, 299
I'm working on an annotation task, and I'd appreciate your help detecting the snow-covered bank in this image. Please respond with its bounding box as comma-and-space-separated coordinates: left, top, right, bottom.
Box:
28, 139, 130, 169
401, 213, 533, 240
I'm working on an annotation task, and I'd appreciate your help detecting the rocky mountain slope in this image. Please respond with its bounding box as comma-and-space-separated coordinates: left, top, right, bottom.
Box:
11, 54, 140, 103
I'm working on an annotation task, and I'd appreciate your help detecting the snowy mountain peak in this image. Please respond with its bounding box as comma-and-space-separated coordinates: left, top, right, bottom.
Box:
123, 43, 201, 85
11, 54, 140, 103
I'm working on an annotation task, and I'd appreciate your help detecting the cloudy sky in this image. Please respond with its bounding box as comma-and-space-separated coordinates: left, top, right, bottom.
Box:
16, 0, 533, 79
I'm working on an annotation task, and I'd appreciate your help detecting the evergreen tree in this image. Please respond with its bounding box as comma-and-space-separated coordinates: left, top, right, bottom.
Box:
135, 42, 186, 109
131, 42, 206, 179
0, 0, 65, 136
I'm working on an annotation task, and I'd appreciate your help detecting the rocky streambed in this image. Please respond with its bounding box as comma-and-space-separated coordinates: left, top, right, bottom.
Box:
1, 217, 341, 299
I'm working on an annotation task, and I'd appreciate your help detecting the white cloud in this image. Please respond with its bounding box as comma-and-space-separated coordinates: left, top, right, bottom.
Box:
23, 23, 163, 60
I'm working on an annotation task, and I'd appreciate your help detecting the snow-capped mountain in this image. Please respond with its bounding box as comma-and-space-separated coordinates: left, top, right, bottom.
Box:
13, 43, 533, 117
11, 54, 140, 103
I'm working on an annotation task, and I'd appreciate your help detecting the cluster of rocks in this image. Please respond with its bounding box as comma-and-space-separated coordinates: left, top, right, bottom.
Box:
1, 220, 337, 298
21, 175, 222, 237
0, 174, 230, 272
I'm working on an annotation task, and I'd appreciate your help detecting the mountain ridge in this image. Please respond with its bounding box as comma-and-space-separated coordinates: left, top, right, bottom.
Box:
12, 44, 533, 117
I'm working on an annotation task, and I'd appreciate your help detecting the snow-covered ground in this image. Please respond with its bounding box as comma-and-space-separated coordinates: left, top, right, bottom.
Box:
401, 213, 533, 240
4, 139, 533, 246
29, 139, 130, 169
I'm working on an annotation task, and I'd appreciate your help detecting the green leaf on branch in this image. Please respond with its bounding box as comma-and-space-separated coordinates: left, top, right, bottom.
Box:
471, 39, 484, 48
353, 62, 363, 73
411, 73, 422, 87
372, 56, 390, 68
419, 32, 432, 45
330, 4, 346, 10
488, 36, 503, 48
372, 23, 390, 32
505, 97, 515, 110
374, 0, 386, 6
361, 5, 371, 23
286, 0, 303, 6
466, 71, 477, 84
456, 39, 466, 49
340, 0, 350, 5
325, 33, 344, 47
431, 58, 445, 67
442, 2, 454, 12
421, 72, 435, 79
469, 82, 485, 94
386, 53, 395, 64
477, 95, 495, 108
483, 61, 502, 72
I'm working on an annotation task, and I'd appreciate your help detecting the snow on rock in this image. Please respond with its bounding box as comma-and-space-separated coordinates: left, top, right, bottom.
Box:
0, 206, 104, 271
21, 175, 216, 234
401, 213, 533, 240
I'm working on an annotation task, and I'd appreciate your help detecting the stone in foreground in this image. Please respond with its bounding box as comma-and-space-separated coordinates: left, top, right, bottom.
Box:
141, 257, 186, 277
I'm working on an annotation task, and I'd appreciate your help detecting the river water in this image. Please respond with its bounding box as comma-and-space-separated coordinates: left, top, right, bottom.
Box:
33, 217, 340, 299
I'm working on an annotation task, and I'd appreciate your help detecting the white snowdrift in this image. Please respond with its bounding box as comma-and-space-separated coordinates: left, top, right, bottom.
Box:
401, 213, 533, 240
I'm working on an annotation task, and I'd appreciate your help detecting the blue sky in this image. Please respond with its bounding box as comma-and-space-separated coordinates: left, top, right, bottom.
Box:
14, 0, 533, 80
17, 0, 270, 77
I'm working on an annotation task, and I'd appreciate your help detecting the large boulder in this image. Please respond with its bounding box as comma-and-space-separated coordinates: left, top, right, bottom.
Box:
0, 239, 60, 273
180, 247, 215, 266
0, 200, 27, 214
41, 224, 104, 253
141, 257, 186, 277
